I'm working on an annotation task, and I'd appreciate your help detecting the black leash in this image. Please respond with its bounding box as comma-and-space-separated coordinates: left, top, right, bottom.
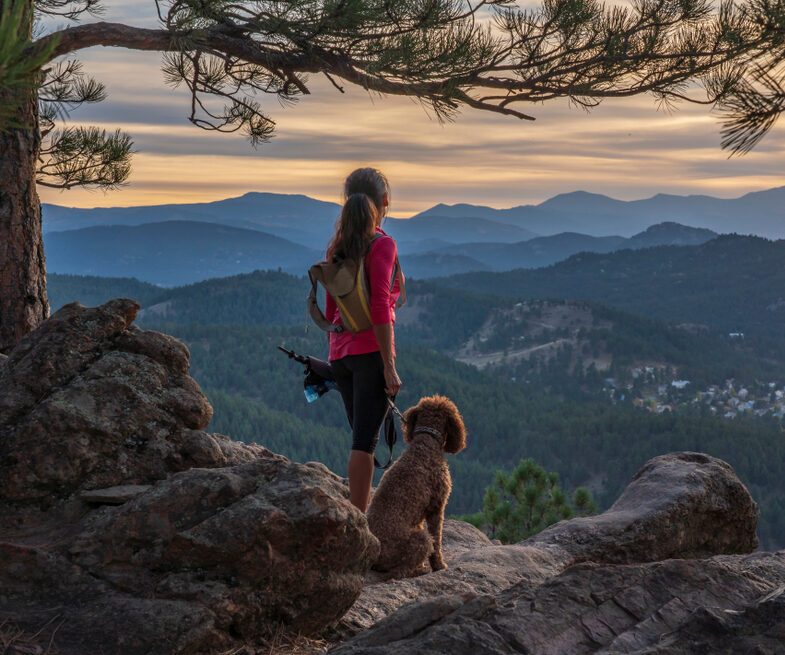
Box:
374, 396, 405, 470
387, 396, 406, 422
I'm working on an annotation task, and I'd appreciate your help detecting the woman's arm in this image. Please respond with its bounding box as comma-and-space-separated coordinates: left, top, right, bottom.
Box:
373, 322, 401, 396
368, 236, 401, 396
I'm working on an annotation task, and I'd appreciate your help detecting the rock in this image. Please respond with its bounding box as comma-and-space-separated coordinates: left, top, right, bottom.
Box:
0, 300, 379, 653
331, 452, 761, 647
70, 459, 376, 646
333, 525, 564, 639
526, 451, 759, 561
636, 581, 785, 654
1, 457, 377, 654
0, 301, 273, 506
80, 484, 152, 504
441, 518, 493, 561
331, 552, 785, 655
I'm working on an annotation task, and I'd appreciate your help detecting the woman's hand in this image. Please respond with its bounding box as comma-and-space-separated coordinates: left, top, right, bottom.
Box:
384, 364, 402, 397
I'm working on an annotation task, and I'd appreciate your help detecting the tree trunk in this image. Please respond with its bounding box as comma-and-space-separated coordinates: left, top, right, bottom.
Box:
0, 85, 49, 355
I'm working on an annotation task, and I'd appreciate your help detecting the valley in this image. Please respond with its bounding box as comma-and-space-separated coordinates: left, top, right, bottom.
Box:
39, 183, 785, 552
47, 242, 785, 550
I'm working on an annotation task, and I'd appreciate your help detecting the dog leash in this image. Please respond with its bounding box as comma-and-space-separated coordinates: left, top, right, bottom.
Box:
387, 396, 406, 423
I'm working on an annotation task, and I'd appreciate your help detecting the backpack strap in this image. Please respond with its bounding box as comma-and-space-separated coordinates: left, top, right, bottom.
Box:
307, 267, 344, 333
391, 256, 406, 307
371, 232, 406, 308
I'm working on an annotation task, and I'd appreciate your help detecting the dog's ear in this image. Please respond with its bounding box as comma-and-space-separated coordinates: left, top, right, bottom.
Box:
443, 400, 466, 454
402, 404, 420, 443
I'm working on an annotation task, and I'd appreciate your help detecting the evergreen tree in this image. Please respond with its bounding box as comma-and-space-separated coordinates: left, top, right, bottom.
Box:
462, 458, 597, 543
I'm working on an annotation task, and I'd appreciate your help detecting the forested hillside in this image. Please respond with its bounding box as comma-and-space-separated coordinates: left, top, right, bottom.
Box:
138, 322, 785, 549
436, 235, 785, 341
46, 267, 785, 549
456, 299, 785, 393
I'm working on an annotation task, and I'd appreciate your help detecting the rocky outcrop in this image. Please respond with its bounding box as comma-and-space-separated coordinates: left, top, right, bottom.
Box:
0, 300, 272, 506
333, 451, 760, 641
525, 451, 759, 561
332, 552, 785, 655
0, 300, 776, 655
0, 300, 378, 654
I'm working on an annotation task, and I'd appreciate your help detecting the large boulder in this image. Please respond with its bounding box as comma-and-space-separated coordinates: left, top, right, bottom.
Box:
0, 299, 266, 505
333, 451, 759, 639
2, 459, 379, 654
525, 451, 759, 561
331, 552, 785, 655
0, 300, 379, 653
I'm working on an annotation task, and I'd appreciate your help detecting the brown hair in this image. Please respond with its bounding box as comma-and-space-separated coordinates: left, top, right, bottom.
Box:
328, 193, 379, 262
344, 167, 390, 218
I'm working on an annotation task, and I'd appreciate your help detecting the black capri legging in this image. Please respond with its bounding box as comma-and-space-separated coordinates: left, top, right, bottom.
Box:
330, 351, 388, 453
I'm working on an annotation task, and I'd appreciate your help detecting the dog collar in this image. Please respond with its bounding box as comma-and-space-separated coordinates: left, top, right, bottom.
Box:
414, 426, 445, 445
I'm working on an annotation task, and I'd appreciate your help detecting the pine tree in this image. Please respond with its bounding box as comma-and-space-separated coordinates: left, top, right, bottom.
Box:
462, 457, 597, 543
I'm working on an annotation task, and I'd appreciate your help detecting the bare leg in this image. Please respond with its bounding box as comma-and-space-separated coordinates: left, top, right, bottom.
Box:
348, 450, 374, 512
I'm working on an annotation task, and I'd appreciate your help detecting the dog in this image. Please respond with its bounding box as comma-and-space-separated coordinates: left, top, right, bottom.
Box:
366, 394, 466, 580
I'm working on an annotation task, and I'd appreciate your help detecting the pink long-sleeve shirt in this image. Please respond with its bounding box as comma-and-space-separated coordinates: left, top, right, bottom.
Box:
326, 228, 402, 361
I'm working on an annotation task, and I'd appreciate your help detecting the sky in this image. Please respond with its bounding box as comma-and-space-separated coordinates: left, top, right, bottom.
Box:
37, 1, 785, 217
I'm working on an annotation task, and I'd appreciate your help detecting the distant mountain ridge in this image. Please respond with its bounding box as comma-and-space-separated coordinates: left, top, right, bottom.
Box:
45, 220, 319, 286
413, 186, 785, 238
409, 222, 717, 275
44, 218, 719, 284
43, 185, 785, 251
43, 192, 341, 250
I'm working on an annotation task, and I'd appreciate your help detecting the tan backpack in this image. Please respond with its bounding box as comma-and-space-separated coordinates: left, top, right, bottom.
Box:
308, 235, 405, 334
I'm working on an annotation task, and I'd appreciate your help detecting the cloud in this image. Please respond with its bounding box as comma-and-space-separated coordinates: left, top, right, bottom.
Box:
38, 0, 785, 215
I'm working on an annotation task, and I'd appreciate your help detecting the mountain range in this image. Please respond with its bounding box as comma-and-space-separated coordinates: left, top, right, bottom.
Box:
44, 220, 320, 286
414, 222, 717, 273
40, 185, 784, 285
43, 185, 785, 247
413, 186, 785, 238
43, 219, 718, 285
42, 192, 339, 249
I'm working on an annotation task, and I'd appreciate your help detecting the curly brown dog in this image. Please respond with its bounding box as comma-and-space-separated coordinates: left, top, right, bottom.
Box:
366, 395, 466, 580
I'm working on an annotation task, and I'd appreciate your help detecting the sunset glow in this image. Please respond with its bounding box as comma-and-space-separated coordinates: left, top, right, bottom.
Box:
38, 2, 785, 216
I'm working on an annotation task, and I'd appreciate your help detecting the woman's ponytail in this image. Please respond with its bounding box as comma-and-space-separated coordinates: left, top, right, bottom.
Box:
328, 193, 378, 262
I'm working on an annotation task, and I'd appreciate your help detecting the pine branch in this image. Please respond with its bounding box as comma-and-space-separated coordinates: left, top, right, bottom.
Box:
35, 0, 104, 21
18, 0, 785, 154
36, 126, 133, 189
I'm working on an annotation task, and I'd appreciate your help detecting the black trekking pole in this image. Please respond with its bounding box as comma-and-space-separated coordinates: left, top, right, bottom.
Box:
278, 345, 338, 402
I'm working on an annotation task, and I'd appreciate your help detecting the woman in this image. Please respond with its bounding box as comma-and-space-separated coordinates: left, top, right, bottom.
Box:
326, 168, 403, 512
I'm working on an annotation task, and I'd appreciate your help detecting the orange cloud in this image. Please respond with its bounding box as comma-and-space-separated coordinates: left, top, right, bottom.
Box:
38, 13, 785, 215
